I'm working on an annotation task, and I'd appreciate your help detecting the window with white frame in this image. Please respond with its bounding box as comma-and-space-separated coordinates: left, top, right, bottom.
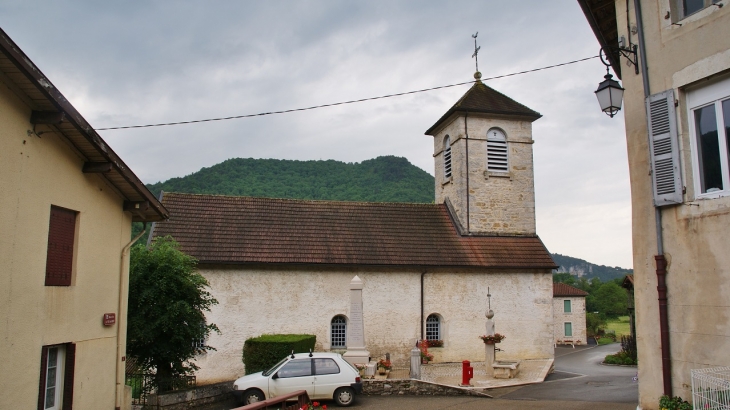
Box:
687, 76, 730, 198
426, 314, 441, 341
443, 136, 452, 179
486, 128, 508, 173
331, 316, 347, 348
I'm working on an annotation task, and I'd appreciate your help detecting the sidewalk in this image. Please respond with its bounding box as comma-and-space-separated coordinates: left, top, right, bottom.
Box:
376, 358, 554, 391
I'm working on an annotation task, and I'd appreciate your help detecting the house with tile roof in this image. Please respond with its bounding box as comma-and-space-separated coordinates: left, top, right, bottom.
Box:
150, 72, 557, 384
553, 283, 589, 347
0, 28, 167, 410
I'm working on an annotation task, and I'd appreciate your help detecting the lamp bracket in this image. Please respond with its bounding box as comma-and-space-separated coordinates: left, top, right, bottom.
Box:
600, 45, 639, 75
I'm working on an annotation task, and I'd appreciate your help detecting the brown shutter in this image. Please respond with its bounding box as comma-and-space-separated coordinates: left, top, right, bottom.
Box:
37, 346, 49, 410
63, 343, 75, 410
45, 206, 77, 286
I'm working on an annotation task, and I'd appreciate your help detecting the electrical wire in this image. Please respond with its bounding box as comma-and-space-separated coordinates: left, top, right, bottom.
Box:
96, 55, 598, 131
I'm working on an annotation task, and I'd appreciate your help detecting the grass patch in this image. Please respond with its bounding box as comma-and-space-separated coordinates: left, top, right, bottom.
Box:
597, 337, 615, 345
606, 316, 631, 337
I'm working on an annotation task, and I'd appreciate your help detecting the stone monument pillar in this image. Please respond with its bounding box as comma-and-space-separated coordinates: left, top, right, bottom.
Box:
485, 288, 495, 376
343, 275, 370, 366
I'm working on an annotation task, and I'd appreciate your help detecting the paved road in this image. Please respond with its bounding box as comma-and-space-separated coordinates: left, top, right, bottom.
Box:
200, 343, 638, 410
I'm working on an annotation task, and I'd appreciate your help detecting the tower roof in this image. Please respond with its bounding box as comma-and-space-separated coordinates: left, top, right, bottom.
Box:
425, 80, 542, 135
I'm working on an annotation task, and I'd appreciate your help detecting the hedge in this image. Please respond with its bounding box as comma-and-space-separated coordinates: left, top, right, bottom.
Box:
242, 334, 316, 375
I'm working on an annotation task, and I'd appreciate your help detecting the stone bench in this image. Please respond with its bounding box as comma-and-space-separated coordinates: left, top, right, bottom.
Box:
492, 360, 520, 379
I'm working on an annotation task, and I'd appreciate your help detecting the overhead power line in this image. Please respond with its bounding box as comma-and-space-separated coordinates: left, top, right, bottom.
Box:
96, 55, 598, 131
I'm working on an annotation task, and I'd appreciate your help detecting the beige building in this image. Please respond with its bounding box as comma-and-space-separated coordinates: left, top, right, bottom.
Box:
552, 283, 588, 346
0, 28, 168, 410
150, 77, 558, 384
579, 1, 730, 408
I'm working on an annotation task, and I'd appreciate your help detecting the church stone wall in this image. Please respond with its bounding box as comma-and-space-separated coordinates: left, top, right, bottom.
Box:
433, 115, 536, 235
191, 265, 553, 384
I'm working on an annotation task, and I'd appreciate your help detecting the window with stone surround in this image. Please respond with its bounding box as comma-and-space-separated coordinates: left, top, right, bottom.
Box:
564, 322, 573, 337
564, 300, 572, 313
486, 128, 508, 173
426, 314, 441, 341
331, 315, 347, 348
687, 76, 730, 199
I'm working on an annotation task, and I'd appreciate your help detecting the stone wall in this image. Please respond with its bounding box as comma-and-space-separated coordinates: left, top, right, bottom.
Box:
145, 381, 235, 410
363, 379, 490, 397
552, 296, 587, 345
191, 265, 554, 384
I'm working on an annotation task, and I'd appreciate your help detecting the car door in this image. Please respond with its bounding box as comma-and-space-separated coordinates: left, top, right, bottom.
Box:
312, 358, 343, 400
269, 358, 314, 399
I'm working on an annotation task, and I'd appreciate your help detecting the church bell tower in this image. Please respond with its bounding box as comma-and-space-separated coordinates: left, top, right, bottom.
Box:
425, 71, 542, 236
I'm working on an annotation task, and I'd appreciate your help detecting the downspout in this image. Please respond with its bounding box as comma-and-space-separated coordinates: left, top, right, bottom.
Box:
420, 271, 426, 341
634, 0, 672, 397
115, 224, 147, 410
464, 113, 470, 234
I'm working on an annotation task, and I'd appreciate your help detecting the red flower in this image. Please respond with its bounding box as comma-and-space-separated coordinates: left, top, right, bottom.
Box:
312, 402, 320, 407
322, 405, 327, 410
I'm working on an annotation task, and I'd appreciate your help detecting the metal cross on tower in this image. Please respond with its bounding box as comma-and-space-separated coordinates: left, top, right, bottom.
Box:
472, 32, 481, 74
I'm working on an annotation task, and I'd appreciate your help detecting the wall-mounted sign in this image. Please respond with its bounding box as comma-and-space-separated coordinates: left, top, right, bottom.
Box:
103, 313, 116, 326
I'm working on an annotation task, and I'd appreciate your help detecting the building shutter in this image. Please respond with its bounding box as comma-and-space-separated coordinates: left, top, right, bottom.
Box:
45, 206, 77, 286
646, 90, 683, 206
63, 343, 75, 410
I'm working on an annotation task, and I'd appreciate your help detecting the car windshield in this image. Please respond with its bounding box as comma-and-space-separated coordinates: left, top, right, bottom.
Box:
262, 357, 288, 376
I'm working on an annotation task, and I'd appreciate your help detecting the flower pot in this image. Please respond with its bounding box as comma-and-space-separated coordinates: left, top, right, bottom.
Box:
378, 368, 386, 375
421, 359, 428, 364
485, 341, 495, 345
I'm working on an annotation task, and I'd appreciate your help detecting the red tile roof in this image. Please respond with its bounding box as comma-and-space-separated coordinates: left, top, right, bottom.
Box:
553, 283, 589, 297
151, 193, 557, 269
425, 81, 542, 135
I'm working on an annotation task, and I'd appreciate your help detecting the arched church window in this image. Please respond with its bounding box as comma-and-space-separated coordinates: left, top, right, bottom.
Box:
487, 128, 508, 172
331, 315, 347, 348
443, 136, 452, 179
426, 314, 441, 341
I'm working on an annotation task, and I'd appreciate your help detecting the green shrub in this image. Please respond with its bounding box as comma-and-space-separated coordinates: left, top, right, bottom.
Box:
242, 334, 316, 375
659, 395, 692, 410
597, 337, 615, 345
604, 351, 637, 365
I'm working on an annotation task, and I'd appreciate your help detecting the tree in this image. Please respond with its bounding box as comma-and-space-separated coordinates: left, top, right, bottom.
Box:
592, 281, 628, 318
127, 236, 219, 391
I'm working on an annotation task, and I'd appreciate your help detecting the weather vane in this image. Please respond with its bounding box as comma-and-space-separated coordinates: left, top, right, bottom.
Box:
472, 32, 481, 75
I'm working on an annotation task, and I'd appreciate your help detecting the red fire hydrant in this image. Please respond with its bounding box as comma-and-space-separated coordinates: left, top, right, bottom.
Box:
461, 360, 473, 386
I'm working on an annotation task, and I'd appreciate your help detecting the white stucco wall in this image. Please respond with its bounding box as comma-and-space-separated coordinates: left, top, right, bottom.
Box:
552, 297, 587, 345
192, 265, 554, 384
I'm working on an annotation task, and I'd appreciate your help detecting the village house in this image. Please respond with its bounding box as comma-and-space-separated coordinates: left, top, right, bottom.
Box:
578, 1, 730, 408
552, 283, 589, 347
150, 74, 558, 384
0, 28, 168, 410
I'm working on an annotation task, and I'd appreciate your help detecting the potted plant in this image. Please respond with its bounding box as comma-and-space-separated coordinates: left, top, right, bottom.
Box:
354, 363, 366, 377
479, 333, 506, 344
426, 339, 444, 348
377, 359, 391, 375
420, 351, 434, 364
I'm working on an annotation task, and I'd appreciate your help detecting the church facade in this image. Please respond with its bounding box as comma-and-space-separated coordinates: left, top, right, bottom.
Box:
150, 76, 557, 384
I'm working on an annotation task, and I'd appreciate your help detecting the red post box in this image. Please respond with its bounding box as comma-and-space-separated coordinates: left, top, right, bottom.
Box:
461, 360, 473, 386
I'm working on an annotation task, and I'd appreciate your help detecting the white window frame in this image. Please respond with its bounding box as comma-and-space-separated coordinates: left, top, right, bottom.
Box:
330, 316, 347, 349
671, 0, 721, 21
486, 128, 509, 173
44, 345, 66, 410
426, 314, 441, 341
687, 76, 730, 199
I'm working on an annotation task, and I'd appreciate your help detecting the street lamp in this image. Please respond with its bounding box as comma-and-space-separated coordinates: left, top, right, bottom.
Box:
595, 49, 625, 118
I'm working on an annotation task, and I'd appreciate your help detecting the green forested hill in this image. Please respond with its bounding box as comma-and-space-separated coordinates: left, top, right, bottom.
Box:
146, 156, 435, 203
551, 253, 632, 282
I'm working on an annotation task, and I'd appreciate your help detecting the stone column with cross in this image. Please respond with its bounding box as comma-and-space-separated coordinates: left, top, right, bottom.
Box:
485, 288, 495, 377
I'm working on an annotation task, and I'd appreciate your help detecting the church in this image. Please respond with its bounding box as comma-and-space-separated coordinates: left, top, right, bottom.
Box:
149, 72, 557, 384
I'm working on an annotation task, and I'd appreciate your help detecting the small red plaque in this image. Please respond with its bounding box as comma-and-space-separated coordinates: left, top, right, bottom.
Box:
103, 313, 116, 326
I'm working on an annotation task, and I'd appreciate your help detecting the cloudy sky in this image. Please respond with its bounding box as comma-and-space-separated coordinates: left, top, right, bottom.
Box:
1, 0, 633, 269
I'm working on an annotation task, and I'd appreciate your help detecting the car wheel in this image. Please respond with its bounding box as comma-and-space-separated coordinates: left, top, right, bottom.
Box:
243, 389, 265, 404
333, 386, 355, 407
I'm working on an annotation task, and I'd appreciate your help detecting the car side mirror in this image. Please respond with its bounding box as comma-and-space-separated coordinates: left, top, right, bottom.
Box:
271, 373, 279, 380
